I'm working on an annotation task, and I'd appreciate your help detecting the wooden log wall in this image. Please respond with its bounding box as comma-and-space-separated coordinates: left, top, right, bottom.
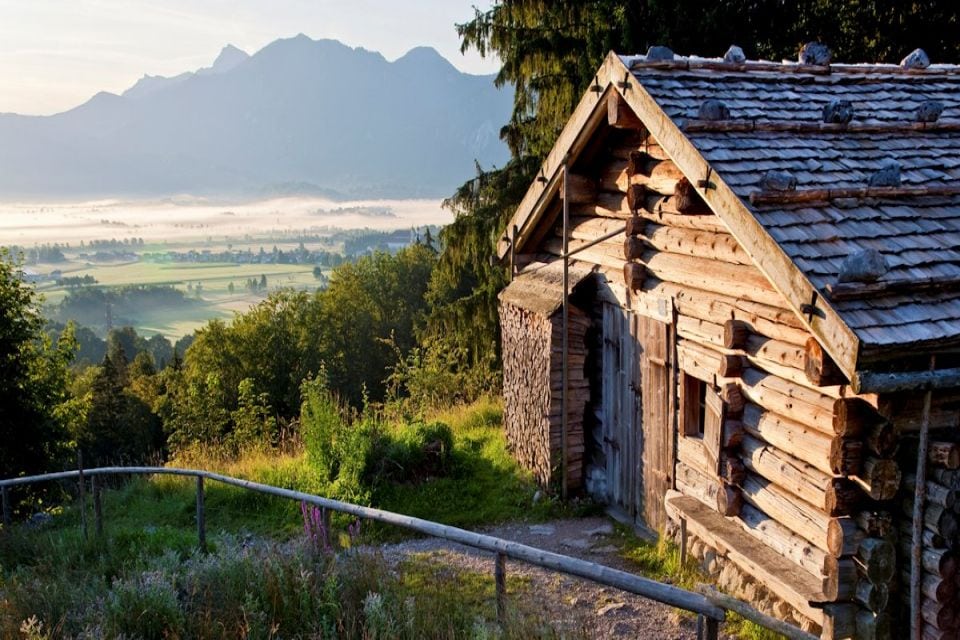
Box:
499, 300, 590, 491
523, 121, 905, 637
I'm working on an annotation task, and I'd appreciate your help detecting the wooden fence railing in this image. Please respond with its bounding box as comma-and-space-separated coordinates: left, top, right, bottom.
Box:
0, 466, 817, 640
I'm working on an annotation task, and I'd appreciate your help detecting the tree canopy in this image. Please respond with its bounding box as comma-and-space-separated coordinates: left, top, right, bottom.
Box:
0, 250, 74, 501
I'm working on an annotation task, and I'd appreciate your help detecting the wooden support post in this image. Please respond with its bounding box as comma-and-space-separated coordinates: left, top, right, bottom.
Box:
680, 517, 688, 565
1, 486, 10, 527
196, 475, 206, 552
92, 475, 103, 537
607, 92, 643, 129
561, 162, 569, 501
77, 451, 87, 541
495, 551, 507, 625
509, 225, 518, 280
911, 356, 936, 640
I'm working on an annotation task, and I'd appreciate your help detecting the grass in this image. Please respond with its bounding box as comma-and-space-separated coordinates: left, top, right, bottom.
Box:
1, 398, 781, 639
613, 525, 788, 640
372, 398, 558, 533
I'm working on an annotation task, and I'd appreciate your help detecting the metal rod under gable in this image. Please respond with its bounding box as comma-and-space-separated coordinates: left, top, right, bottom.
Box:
910, 355, 936, 640
561, 161, 570, 501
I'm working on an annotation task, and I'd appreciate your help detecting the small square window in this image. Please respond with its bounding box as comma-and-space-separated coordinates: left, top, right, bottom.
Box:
681, 373, 707, 438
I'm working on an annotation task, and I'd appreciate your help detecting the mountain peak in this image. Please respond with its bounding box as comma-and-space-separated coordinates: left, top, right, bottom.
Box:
210, 44, 249, 73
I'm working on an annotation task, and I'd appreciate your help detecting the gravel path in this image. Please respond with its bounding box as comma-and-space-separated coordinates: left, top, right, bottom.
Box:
374, 517, 700, 639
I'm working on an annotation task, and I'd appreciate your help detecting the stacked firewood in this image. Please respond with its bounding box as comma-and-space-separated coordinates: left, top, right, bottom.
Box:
499, 303, 554, 487
498, 299, 590, 491
549, 308, 591, 489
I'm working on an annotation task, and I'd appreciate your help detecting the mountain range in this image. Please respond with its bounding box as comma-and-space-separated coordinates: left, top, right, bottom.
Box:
0, 35, 512, 199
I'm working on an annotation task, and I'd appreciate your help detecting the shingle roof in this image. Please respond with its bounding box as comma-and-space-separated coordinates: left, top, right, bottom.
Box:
629, 54, 960, 352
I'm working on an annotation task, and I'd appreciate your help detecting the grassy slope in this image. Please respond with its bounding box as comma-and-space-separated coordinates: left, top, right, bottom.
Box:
61, 398, 556, 541
0, 398, 569, 638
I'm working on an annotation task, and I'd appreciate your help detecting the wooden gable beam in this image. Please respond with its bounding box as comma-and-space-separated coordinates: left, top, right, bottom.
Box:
497, 57, 624, 260
607, 53, 861, 379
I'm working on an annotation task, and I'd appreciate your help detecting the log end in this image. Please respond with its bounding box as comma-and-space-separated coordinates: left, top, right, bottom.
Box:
716, 482, 742, 517
723, 319, 749, 350
717, 354, 745, 378
624, 262, 646, 290
862, 458, 901, 501
721, 383, 745, 416
625, 214, 645, 237
624, 235, 644, 261
627, 183, 646, 212
673, 177, 703, 213
804, 337, 847, 387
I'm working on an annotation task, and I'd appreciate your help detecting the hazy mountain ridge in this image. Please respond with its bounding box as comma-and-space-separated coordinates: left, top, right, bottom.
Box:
0, 35, 511, 199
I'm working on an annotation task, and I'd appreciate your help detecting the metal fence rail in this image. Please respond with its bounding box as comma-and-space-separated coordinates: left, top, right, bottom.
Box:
0, 466, 817, 640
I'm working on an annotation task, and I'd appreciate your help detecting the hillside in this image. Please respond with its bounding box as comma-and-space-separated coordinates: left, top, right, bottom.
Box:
0, 35, 511, 199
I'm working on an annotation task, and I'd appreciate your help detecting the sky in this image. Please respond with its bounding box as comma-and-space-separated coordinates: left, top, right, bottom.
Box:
0, 0, 500, 116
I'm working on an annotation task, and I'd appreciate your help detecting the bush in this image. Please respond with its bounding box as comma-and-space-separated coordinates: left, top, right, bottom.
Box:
103, 571, 184, 639
378, 421, 454, 483
301, 378, 456, 503
300, 376, 347, 482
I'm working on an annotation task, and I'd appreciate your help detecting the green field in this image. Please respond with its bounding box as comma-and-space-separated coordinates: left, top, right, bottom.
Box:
36, 260, 323, 338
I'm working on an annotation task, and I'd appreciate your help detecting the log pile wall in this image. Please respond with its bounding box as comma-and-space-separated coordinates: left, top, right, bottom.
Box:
892, 421, 960, 640
499, 300, 589, 490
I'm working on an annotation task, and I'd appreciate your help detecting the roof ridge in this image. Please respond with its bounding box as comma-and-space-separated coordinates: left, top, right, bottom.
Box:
619, 54, 960, 75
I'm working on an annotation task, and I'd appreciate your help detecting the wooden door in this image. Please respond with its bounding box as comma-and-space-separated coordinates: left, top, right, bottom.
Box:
600, 304, 674, 530
601, 303, 639, 513
638, 314, 674, 531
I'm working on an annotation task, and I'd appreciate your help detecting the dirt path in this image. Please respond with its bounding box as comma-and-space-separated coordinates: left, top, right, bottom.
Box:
376, 517, 701, 639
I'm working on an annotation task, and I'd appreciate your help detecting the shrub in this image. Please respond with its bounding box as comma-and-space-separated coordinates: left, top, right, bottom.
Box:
378, 421, 454, 483
300, 376, 347, 482
302, 378, 456, 502
103, 571, 184, 639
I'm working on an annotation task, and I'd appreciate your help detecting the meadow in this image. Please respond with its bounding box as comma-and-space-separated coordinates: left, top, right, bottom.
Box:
37, 260, 320, 337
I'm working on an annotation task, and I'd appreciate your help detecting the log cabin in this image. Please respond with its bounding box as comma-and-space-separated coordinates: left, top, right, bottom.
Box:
496, 44, 960, 640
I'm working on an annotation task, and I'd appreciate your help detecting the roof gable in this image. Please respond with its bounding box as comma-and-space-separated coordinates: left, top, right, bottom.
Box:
500, 52, 860, 379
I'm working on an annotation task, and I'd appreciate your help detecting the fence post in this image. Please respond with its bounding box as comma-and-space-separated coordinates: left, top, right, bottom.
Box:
321, 507, 331, 550
495, 552, 507, 625
92, 475, 103, 537
196, 475, 206, 552
696, 613, 719, 640
77, 452, 87, 541
2, 486, 11, 527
